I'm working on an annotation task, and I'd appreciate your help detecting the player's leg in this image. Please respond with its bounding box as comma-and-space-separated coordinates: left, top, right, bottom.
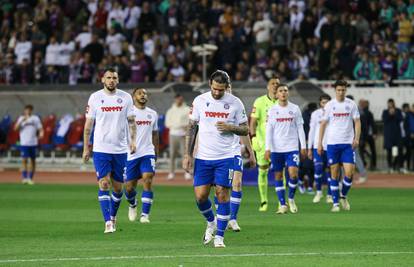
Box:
193, 159, 216, 245
125, 158, 140, 221
213, 158, 234, 247
339, 145, 355, 211
109, 153, 127, 228
272, 153, 287, 214
327, 145, 341, 212
313, 149, 324, 203
140, 156, 156, 223
168, 136, 178, 180
20, 146, 29, 184
93, 152, 114, 232
228, 156, 243, 231
286, 152, 300, 213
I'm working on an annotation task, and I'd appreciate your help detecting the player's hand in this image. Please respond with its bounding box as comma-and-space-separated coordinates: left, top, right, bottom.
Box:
249, 153, 257, 168
215, 121, 232, 133
82, 149, 90, 163
300, 149, 307, 159
182, 155, 193, 174
352, 139, 359, 149
129, 142, 136, 154
317, 144, 323, 156
264, 150, 271, 161
307, 149, 313, 160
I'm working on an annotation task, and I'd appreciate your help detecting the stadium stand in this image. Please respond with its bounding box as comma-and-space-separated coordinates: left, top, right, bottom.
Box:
0, 0, 413, 85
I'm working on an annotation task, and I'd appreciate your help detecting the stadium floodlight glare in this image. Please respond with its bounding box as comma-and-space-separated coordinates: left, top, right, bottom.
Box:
192, 44, 218, 82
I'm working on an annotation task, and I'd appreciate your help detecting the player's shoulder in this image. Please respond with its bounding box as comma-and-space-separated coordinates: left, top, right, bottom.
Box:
254, 94, 267, 105
193, 92, 209, 104
225, 93, 244, 106
116, 89, 132, 99
146, 107, 158, 116
89, 89, 104, 99
345, 98, 357, 107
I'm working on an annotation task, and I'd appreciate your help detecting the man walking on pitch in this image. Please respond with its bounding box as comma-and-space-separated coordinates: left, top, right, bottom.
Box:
264, 84, 306, 214
307, 94, 332, 203
183, 70, 249, 248
318, 80, 361, 212
125, 88, 159, 224
250, 76, 279, 211
83, 68, 137, 233
15, 105, 44, 185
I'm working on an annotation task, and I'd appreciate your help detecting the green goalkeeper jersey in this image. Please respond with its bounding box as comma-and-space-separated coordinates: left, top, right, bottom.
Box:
251, 94, 278, 143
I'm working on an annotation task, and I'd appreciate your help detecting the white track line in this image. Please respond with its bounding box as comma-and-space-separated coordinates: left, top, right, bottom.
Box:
1, 251, 414, 264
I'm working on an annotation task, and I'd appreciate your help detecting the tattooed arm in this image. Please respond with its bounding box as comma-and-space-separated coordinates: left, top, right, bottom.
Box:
128, 115, 137, 154
215, 122, 249, 136
182, 119, 198, 173
82, 118, 94, 163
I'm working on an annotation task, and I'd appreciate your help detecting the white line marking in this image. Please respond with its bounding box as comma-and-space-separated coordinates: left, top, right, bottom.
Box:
1, 251, 414, 264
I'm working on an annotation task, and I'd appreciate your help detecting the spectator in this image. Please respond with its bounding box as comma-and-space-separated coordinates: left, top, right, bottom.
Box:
4, 53, 19, 84
253, 12, 274, 52
123, 0, 141, 39
107, 0, 125, 30
271, 14, 291, 54
397, 12, 413, 53
380, 53, 395, 80
130, 51, 148, 83
32, 51, 45, 84
17, 58, 33, 84
382, 99, 403, 173
359, 99, 377, 170
370, 55, 383, 80
409, 103, 414, 171
353, 52, 371, 80
169, 60, 185, 82
92, 0, 108, 33
30, 24, 47, 54
45, 36, 60, 67
320, 13, 335, 44
219, 5, 235, 35
77, 53, 95, 83
45, 66, 59, 83
379, 2, 394, 25
14, 32, 32, 64
165, 0, 182, 33
105, 27, 125, 56
59, 32, 75, 82
398, 51, 414, 79
139, 1, 157, 35
289, 3, 304, 34
318, 40, 331, 80
402, 103, 412, 172
83, 34, 105, 65
300, 13, 316, 45
75, 26, 92, 50
165, 94, 191, 180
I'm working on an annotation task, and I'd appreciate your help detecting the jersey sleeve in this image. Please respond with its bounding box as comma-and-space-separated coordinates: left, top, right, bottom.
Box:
295, 107, 306, 150
16, 116, 24, 126
126, 94, 135, 118
189, 97, 200, 122
307, 112, 316, 149
322, 101, 331, 122
235, 99, 248, 124
250, 98, 260, 119
265, 108, 274, 151
153, 112, 159, 131
85, 94, 97, 119
351, 101, 360, 119
35, 116, 43, 130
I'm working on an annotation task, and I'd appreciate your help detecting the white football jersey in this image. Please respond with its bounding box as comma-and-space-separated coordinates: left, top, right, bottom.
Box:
190, 92, 248, 160
322, 98, 360, 145
232, 135, 241, 157
308, 108, 327, 150
86, 89, 134, 154
17, 115, 42, 146
128, 106, 158, 160
265, 102, 306, 153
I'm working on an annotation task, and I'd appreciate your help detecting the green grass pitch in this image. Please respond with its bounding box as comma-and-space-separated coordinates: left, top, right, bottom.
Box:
1, 184, 414, 266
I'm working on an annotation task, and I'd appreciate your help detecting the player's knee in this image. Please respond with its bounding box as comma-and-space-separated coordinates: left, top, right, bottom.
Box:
275, 172, 283, 180
98, 178, 111, 190
195, 194, 208, 203
259, 165, 269, 170
314, 164, 324, 174
125, 182, 134, 193
215, 188, 230, 202
232, 176, 242, 191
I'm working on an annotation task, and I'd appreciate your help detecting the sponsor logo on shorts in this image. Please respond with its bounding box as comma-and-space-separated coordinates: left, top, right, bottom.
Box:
205, 111, 230, 118
101, 106, 123, 112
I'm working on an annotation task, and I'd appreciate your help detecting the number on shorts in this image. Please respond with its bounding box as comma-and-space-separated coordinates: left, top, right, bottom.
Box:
228, 169, 234, 183
238, 157, 242, 167
150, 158, 156, 171
293, 154, 299, 165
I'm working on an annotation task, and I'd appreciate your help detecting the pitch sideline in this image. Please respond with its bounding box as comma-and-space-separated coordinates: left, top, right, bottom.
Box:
1, 251, 414, 264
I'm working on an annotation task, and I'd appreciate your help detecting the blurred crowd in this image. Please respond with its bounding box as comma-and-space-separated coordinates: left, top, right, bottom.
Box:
0, 0, 414, 85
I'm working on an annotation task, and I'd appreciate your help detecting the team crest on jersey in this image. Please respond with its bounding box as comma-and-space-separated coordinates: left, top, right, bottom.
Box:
333, 107, 336, 110
276, 111, 279, 115
117, 98, 123, 104
206, 102, 210, 107
345, 106, 350, 111
147, 114, 152, 119
101, 100, 104, 104
224, 103, 230, 109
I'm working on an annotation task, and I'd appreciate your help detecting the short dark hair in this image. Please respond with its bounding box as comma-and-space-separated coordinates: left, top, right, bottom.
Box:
402, 103, 409, 109
333, 79, 349, 88
24, 104, 33, 111
319, 94, 331, 102
174, 93, 182, 98
388, 98, 395, 103
276, 83, 288, 90
210, 70, 231, 88
105, 67, 117, 73
132, 88, 145, 96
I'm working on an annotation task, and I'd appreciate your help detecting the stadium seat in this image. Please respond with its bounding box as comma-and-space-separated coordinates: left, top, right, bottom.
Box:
67, 115, 85, 152
0, 115, 12, 152
39, 114, 56, 151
